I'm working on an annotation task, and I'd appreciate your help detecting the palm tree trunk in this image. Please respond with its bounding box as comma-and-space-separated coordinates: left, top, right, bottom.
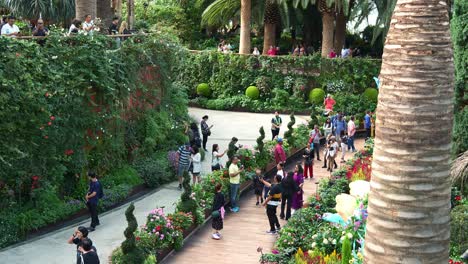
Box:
75, 0, 97, 20
321, 11, 334, 58
239, 0, 251, 54
363, 0, 455, 263
97, 0, 115, 27
263, 23, 275, 55
127, 0, 135, 30
334, 11, 346, 51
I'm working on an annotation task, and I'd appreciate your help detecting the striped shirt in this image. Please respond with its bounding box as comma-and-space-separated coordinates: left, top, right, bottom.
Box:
178, 146, 191, 166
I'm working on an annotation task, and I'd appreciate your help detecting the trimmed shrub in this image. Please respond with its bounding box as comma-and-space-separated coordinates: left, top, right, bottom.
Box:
363, 88, 379, 103
133, 155, 173, 188
121, 203, 144, 264
308, 88, 325, 105
196, 83, 211, 97
245, 86, 260, 99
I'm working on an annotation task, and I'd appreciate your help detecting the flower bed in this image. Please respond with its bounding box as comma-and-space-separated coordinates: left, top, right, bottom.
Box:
259, 139, 374, 264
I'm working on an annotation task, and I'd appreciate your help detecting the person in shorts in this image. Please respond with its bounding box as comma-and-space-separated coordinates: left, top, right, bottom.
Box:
253, 169, 264, 206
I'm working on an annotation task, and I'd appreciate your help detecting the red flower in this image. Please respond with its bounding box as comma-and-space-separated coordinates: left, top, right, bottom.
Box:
64, 149, 74, 156
136, 236, 141, 241
449, 260, 453, 264
44, 135, 49, 139
156, 226, 161, 231
48, 122, 52, 126
45, 92, 50, 98
32, 175, 39, 181
15, 53, 20, 57
315, 205, 320, 209
455, 195, 461, 201
50, 116, 55, 121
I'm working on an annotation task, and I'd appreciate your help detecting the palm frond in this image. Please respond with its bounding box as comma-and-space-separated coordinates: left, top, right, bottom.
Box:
201, 0, 241, 27
451, 150, 468, 186
2, 0, 75, 22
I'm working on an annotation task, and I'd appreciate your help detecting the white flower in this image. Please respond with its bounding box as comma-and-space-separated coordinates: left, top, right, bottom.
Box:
312, 234, 317, 239
52, 56, 58, 59
340, 236, 345, 241
311, 242, 317, 248
347, 233, 353, 239
323, 238, 328, 244
332, 239, 337, 245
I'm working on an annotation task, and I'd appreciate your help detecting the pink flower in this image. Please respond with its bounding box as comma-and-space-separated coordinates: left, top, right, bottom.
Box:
272, 249, 279, 255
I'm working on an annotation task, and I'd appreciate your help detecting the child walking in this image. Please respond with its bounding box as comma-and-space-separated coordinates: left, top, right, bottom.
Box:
340, 132, 348, 163
253, 169, 264, 206
211, 183, 225, 240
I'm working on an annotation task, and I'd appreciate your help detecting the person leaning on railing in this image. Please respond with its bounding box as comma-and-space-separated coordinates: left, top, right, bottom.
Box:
1, 15, 20, 38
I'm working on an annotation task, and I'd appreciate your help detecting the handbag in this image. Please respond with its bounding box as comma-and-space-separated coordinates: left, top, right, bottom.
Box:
211, 209, 220, 218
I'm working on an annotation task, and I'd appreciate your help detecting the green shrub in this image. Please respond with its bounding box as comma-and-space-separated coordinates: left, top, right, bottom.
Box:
341, 237, 352, 264
363, 88, 379, 103
453, 108, 468, 156
121, 203, 144, 264
245, 86, 260, 99
133, 154, 173, 188
101, 165, 143, 188
309, 88, 325, 105
450, 204, 467, 253
196, 83, 211, 97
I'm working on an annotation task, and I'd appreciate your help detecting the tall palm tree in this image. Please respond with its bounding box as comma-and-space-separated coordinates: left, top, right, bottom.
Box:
75, 0, 97, 20
317, 0, 334, 57
239, 0, 252, 54
262, 0, 281, 54
363, 0, 454, 263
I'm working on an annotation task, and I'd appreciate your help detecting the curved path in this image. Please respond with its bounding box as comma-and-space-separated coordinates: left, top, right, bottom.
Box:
0, 108, 307, 264
163, 138, 365, 264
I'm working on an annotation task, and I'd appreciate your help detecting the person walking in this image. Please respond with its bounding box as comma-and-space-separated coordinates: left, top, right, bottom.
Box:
291, 163, 304, 213
200, 115, 213, 151
364, 111, 372, 139
327, 137, 339, 172
340, 132, 348, 163
78, 238, 100, 264
274, 137, 286, 164
271, 111, 282, 140
347, 116, 357, 152
303, 144, 314, 179
280, 171, 298, 221
261, 174, 282, 234
176, 143, 192, 190
309, 125, 321, 161
191, 146, 202, 184
253, 169, 264, 206
188, 122, 202, 149
85, 172, 102, 232
228, 156, 243, 212
211, 144, 226, 171
211, 183, 225, 240
333, 113, 347, 140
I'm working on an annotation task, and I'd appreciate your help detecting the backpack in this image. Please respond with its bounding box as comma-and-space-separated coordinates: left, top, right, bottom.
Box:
97, 181, 104, 199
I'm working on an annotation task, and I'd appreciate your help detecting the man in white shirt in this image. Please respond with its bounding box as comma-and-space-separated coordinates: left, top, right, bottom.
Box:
1, 16, 20, 37
347, 116, 356, 152
82, 14, 95, 35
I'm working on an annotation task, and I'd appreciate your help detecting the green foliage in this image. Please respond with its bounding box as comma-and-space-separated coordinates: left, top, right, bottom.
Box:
133, 152, 174, 188
450, 204, 467, 254
196, 83, 211, 97
341, 237, 352, 264
176, 171, 204, 225
245, 86, 260, 99
177, 52, 381, 112
309, 88, 326, 105
121, 203, 144, 264
256, 126, 266, 153
283, 114, 296, 147
451, 0, 468, 155
363, 88, 379, 103
0, 34, 188, 248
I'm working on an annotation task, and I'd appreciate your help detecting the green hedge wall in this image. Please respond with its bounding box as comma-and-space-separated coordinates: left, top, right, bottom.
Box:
0, 34, 188, 248
175, 51, 381, 113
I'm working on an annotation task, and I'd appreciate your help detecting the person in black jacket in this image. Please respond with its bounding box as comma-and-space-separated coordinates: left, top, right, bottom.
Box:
78, 238, 100, 264
211, 183, 225, 240
280, 171, 299, 220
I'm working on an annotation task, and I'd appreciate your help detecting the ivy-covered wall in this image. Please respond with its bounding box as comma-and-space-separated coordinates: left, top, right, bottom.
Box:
451, 0, 468, 156
0, 35, 188, 248
175, 52, 382, 113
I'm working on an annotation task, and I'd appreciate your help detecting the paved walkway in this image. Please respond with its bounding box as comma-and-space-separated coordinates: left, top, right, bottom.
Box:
0, 108, 307, 264
164, 139, 365, 264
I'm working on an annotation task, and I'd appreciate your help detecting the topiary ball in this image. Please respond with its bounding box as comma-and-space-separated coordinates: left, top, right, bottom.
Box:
308, 88, 325, 105
363, 88, 378, 103
245, 86, 260, 100
196, 83, 211, 97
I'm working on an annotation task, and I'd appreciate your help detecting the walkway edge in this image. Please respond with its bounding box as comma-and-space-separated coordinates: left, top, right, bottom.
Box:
0, 181, 178, 253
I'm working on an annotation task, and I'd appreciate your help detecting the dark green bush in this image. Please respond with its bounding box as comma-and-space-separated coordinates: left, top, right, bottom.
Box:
450, 204, 467, 254
133, 153, 174, 188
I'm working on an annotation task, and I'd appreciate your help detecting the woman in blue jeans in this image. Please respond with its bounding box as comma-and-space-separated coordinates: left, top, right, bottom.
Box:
229, 156, 243, 212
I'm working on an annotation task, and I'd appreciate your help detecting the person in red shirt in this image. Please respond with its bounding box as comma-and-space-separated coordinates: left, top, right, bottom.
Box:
329, 48, 337, 58
323, 94, 336, 114
267, 45, 276, 56
274, 137, 286, 164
